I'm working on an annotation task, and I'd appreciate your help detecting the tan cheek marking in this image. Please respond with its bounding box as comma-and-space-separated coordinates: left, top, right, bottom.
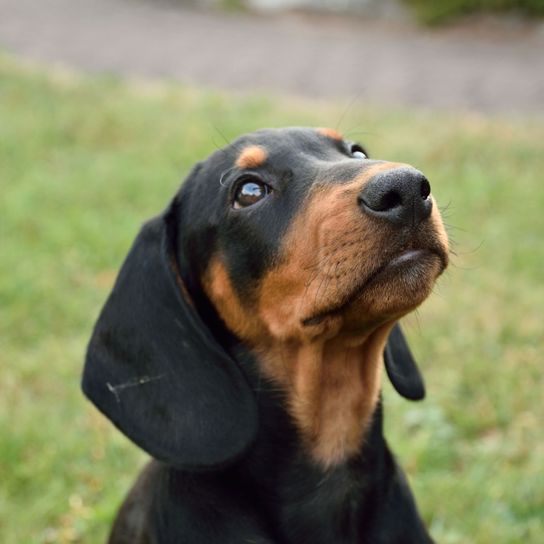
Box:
235, 145, 268, 169
203, 256, 264, 342
256, 184, 355, 341
316, 127, 343, 140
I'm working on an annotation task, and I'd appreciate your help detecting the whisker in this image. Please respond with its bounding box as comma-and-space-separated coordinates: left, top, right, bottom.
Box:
334, 92, 364, 133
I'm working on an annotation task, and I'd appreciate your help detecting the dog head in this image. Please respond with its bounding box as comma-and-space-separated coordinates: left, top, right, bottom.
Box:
83, 127, 448, 469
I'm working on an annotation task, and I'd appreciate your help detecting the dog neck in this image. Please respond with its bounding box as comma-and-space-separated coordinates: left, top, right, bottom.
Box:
224, 331, 408, 544
251, 323, 393, 468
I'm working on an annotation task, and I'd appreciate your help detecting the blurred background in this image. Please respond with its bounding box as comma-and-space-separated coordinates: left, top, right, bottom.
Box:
1, 0, 543, 542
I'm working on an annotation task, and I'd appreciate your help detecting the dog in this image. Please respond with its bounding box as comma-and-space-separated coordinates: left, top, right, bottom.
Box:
83, 127, 449, 543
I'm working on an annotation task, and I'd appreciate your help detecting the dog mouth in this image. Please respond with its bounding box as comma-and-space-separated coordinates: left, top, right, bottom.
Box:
301, 247, 447, 327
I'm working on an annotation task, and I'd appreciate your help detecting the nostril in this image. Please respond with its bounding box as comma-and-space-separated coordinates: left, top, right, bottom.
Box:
420, 177, 431, 200
380, 190, 403, 211
359, 186, 404, 213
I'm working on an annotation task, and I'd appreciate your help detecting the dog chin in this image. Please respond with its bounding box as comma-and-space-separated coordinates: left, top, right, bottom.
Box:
349, 250, 443, 321
301, 249, 444, 336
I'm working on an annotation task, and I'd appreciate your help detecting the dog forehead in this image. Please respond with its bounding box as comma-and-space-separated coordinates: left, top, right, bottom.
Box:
184, 127, 359, 202
227, 127, 345, 166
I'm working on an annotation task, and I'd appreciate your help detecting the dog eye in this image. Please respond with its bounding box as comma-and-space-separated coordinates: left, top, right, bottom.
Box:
233, 179, 270, 209
350, 144, 367, 159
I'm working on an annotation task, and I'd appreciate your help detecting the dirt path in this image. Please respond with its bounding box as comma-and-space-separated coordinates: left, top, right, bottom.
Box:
1, 0, 543, 113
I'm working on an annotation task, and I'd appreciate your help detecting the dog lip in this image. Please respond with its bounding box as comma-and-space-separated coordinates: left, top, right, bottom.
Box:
383, 248, 447, 272
388, 249, 426, 267
301, 248, 445, 327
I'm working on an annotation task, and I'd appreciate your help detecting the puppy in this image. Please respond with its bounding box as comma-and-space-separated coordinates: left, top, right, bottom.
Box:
83, 127, 448, 543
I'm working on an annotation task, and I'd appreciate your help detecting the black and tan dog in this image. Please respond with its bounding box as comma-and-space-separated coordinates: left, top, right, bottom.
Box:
82, 127, 449, 543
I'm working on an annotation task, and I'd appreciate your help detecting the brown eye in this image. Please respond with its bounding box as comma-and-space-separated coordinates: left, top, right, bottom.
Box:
233, 180, 270, 209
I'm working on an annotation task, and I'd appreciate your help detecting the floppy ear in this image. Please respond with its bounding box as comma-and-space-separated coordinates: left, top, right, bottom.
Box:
82, 206, 258, 470
384, 323, 425, 401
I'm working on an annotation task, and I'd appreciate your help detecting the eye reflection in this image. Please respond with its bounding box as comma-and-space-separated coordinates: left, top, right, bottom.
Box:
233, 180, 270, 209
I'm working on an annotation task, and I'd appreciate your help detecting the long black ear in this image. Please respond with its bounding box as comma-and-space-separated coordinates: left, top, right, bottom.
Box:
82, 207, 258, 470
384, 324, 425, 401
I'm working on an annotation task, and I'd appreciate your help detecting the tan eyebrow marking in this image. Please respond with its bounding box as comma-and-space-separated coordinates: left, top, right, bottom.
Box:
316, 127, 343, 141
235, 145, 268, 169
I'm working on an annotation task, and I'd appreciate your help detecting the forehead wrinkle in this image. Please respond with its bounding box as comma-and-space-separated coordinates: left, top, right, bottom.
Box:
235, 145, 268, 169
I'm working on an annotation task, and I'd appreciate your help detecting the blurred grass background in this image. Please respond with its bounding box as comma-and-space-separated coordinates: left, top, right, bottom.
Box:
403, 0, 544, 24
1, 55, 543, 543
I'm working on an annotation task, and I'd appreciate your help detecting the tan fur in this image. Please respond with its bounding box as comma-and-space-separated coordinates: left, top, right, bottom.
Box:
235, 145, 268, 169
258, 324, 393, 466
430, 200, 449, 252
257, 162, 408, 341
204, 257, 263, 341
317, 127, 343, 140
204, 162, 449, 467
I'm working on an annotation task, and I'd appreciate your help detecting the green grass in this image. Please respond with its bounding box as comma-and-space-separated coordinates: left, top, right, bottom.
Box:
1, 55, 543, 543
403, 0, 544, 25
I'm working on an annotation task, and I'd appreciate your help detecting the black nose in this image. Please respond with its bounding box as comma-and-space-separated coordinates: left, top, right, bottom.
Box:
358, 168, 432, 227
